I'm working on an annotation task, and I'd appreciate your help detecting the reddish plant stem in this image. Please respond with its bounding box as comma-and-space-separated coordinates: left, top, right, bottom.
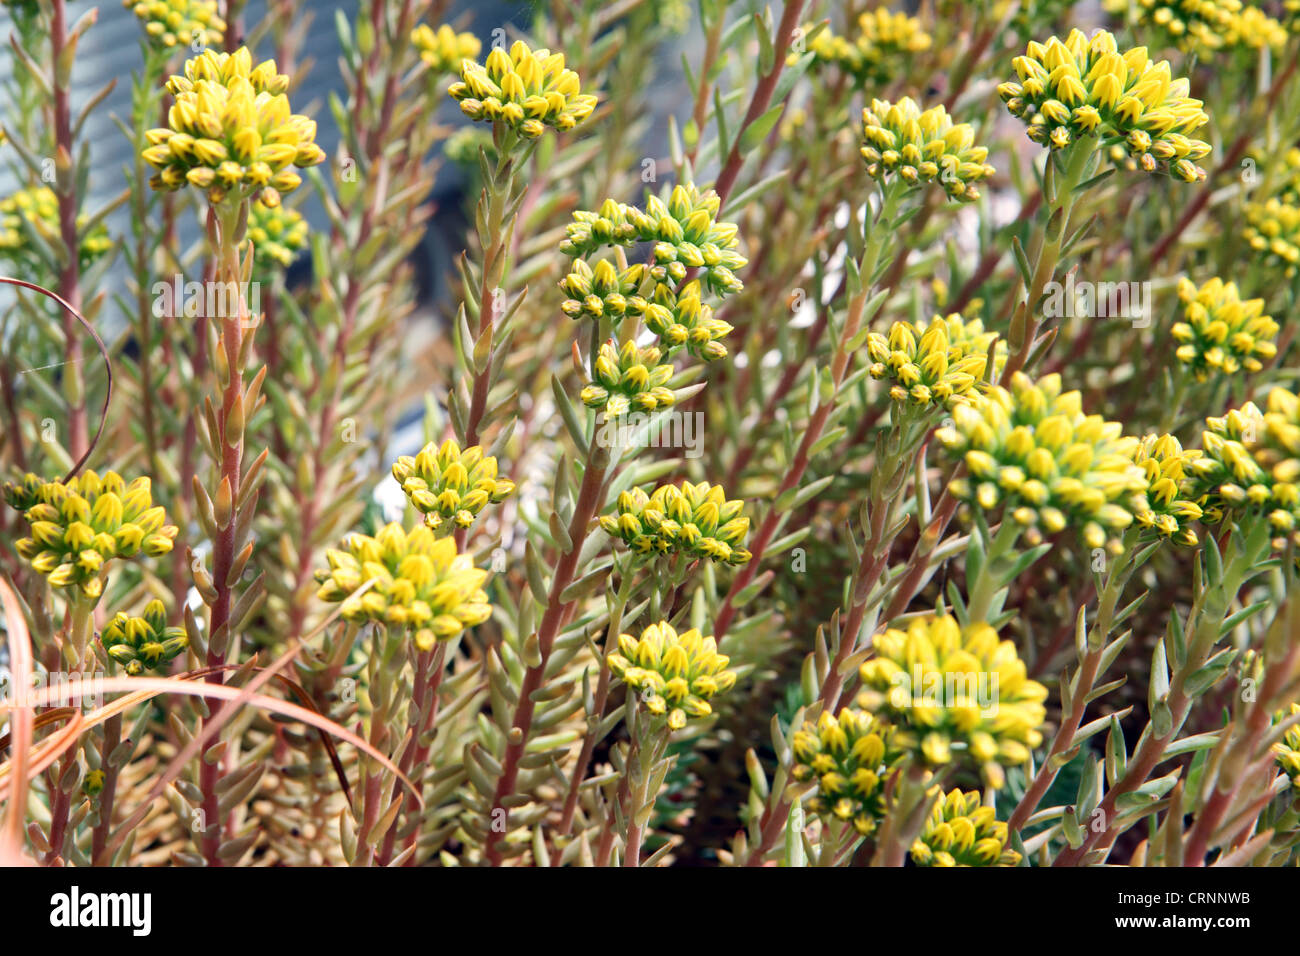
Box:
1182, 637, 1299, 864
684, 11, 724, 170
197, 208, 249, 866
482, 452, 610, 865
91, 712, 122, 864
51, 0, 87, 462
1007, 638, 1102, 834
381, 641, 448, 866
39, 1, 88, 863
1053, 552, 1255, 866
713, 247, 886, 644
712, 0, 807, 209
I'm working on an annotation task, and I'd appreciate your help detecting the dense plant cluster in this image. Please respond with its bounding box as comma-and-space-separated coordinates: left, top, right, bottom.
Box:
0, 0, 1298, 871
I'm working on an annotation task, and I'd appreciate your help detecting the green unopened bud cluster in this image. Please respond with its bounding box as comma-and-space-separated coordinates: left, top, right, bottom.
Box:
560, 261, 733, 361
857, 615, 1048, 789
246, 198, 308, 273
315, 523, 492, 651
910, 788, 1021, 867
0, 186, 113, 266
791, 709, 902, 836
102, 599, 189, 675
600, 480, 752, 565
866, 313, 1004, 410
607, 621, 736, 730
122, 0, 225, 50
5, 470, 179, 601
448, 40, 597, 138
559, 186, 747, 297
142, 47, 325, 207
581, 339, 676, 416
391, 439, 515, 533
998, 29, 1211, 182
411, 23, 480, 76
860, 97, 994, 201
560, 258, 647, 321
938, 372, 1148, 550
1172, 277, 1276, 381
1186, 389, 1300, 544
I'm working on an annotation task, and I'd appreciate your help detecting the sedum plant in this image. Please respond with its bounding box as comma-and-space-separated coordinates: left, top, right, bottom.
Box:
0, 0, 1298, 880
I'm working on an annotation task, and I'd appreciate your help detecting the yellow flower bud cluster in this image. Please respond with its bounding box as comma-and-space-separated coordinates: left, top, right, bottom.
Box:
581, 339, 676, 417
5, 470, 179, 601
641, 281, 734, 361
1186, 389, 1300, 543
390, 439, 515, 534
246, 198, 308, 273
937, 372, 1148, 550
122, 0, 224, 50
798, 9, 932, 87
1244, 197, 1300, 280
599, 481, 752, 565
558, 198, 643, 256
101, 600, 189, 676
84, 769, 105, 796
1102, 0, 1286, 54
411, 23, 481, 76
1287, 0, 1300, 27
314, 523, 492, 651
607, 621, 736, 730
1273, 703, 1300, 783
910, 788, 1021, 866
1129, 434, 1203, 546
857, 615, 1048, 789
560, 258, 647, 321
560, 261, 734, 360
998, 29, 1211, 181
1171, 277, 1277, 381
142, 48, 325, 207
0, 186, 114, 267
559, 187, 747, 298
865, 313, 1005, 410
642, 184, 746, 296
860, 97, 995, 201
791, 709, 902, 836
1226, 6, 1289, 48
448, 40, 597, 138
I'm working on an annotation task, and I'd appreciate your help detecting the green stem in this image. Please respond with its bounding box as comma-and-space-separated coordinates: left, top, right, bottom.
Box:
965, 517, 1023, 624
622, 716, 669, 867
1005, 139, 1098, 381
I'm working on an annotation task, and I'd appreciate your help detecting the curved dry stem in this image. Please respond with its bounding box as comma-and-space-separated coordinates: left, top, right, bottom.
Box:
0, 277, 113, 481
